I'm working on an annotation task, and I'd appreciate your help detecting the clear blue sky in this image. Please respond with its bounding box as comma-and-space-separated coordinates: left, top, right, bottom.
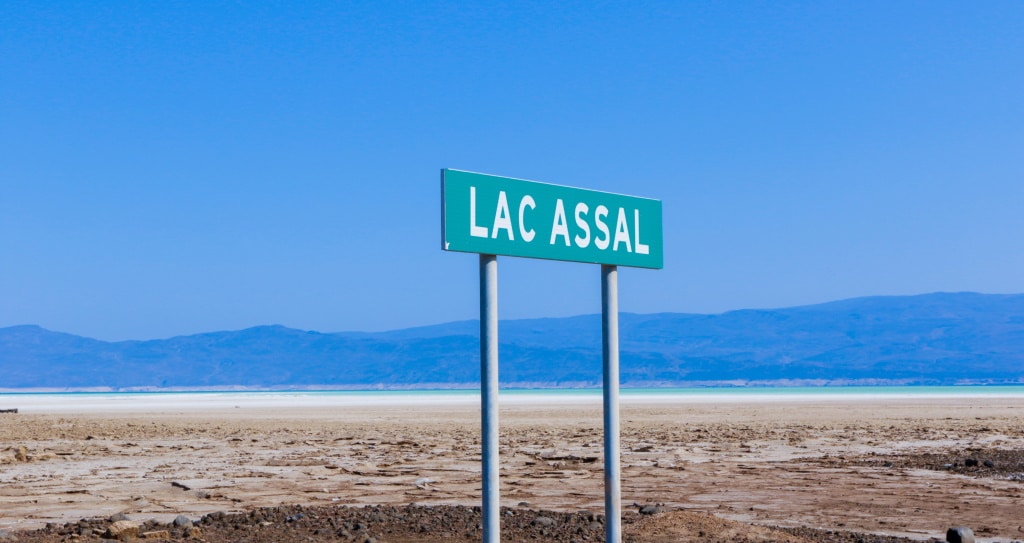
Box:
2, 2, 1022, 341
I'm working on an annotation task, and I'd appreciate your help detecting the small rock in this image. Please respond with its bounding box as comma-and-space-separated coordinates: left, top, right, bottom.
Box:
14, 446, 28, 462
172, 515, 193, 528
947, 526, 975, 543
109, 512, 130, 522
639, 505, 664, 515
532, 516, 557, 528
984, 460, 995, 468
141, 530, 171, 539
965, 458, 979, 467
286, 513, 305, 523
105, 520, 139, 541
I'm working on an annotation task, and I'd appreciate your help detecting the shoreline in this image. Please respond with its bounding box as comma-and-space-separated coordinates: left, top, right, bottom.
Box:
2, 385, 1024, 414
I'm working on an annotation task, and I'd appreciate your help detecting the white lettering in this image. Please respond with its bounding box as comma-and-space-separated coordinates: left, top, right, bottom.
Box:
573, 202, 590, 248
469, 186, 488, 238
550, 199, 571, 246
634, 209, 649, 255
518, 195, 536, 242
613, 207, 632, 252
491, 191, 513, 240
594, 205, 610, 250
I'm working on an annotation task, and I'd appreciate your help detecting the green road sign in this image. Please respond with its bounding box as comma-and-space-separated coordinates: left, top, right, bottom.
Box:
441, 169, 663, 269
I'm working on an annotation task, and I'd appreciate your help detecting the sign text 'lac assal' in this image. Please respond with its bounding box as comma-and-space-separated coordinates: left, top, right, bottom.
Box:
441, 169, 663, 269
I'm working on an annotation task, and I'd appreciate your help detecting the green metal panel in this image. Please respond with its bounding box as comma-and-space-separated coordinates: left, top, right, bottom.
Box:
442, 169, 663, 269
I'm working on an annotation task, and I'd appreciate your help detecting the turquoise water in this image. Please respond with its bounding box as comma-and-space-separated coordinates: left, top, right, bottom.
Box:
620, 385, 1024, 397
2, 385, 1021, 413
3, 384, 1023, 399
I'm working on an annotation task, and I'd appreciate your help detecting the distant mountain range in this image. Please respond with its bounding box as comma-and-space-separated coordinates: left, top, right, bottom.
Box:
2, 292, 1023, 390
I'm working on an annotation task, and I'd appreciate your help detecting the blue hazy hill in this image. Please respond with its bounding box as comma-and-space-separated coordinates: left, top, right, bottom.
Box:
2, 292, 1022, 389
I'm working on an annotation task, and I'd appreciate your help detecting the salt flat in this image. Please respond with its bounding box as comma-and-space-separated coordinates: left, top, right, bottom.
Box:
2, 395, 1023, 541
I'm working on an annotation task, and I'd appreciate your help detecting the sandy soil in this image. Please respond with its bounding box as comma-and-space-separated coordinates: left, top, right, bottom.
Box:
2, 397, 1023, 541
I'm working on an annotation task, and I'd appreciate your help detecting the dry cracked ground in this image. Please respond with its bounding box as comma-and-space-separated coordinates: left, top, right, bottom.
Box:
2, 398, 1023, 542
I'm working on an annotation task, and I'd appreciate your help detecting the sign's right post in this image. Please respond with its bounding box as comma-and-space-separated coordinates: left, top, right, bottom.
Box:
601, 264, 622, 543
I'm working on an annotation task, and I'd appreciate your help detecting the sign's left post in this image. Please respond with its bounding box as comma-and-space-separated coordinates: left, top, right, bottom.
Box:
480, 253, 500, 543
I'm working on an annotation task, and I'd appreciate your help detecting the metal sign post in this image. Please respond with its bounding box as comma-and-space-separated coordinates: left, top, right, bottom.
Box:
601, 264, 622, 543
442, 169, 662, 543
480, 254, 500, 543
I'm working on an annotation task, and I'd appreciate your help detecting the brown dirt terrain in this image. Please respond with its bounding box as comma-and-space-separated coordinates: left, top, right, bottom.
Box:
10, 504, 926, 543
2, 397, 1023, 542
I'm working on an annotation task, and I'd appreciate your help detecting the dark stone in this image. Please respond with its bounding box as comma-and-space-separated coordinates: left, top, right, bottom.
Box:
965, 458, 979, 467
202, 511, 226, 523
532, 516, 557, 528
172, 515, 193, 528
984, 460, 995, 468
947, 526, 975, 543
640, 505, 664, 515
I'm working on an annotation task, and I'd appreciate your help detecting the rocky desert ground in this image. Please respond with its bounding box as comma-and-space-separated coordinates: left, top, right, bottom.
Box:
1, 395, 1023, 542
